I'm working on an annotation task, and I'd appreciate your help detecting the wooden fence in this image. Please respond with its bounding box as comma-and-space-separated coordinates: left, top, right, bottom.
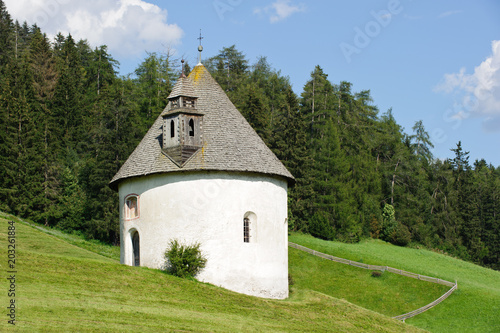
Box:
288, 242, 457, 321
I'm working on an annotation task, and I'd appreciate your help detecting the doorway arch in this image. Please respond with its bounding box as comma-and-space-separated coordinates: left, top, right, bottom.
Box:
132, 231, 140, 266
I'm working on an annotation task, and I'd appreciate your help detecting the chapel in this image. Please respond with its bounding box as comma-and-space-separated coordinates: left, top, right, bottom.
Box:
110, 47, 294, 299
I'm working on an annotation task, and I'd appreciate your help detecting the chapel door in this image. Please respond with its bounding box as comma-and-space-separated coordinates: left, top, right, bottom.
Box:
132, 231, 140, 266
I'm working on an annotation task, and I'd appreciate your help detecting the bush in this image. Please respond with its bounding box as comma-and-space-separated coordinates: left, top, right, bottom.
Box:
369, 215, 380, 239
164, 239, 207, 278
309, 211, 335, 241
381, 204, 397, 241
391, 222, 412, 246
371, 271, 382, 278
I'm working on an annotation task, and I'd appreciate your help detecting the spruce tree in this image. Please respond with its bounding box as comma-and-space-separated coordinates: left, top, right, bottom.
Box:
134, 51, 175, 130
29, 28, 61, 225
205, 45, 249, 106
52, 34, 85, 153
410, 120, 434, 162
0, 0, 13, 71
272, 85, 313, 231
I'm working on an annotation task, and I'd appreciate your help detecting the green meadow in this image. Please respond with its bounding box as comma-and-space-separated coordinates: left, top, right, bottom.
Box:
0, 213, 421, 332
289, 233, 500, 332
0, 212, 498, 332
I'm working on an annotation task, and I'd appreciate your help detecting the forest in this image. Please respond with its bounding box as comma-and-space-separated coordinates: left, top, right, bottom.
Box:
0, 1, 498, 270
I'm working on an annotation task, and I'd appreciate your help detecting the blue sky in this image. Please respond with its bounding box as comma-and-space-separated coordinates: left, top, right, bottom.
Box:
5, 0, 500, 166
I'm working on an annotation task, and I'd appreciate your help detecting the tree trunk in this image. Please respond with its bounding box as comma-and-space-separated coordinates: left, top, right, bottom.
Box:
391, 159, 400, 205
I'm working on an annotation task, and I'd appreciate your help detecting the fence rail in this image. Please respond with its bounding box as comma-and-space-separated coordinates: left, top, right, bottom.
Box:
393, 283, 458, 321
288, 242, 457, 321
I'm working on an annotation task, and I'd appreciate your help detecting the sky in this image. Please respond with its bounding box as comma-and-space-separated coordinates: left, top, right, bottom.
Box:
4, 0, 500, 167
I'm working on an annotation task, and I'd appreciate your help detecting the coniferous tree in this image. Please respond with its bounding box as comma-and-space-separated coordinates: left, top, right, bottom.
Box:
0, 1, 15, 211
448, 141, 473, 258
0, 0, 13, 70
8, 46, 44, 220
0, 74, 18, 212
92, 45, 119, 95
410, 120, 434, 162
134, 51, 176, 130
205, 45, 249, 106
271, 86, 313, 231
29, 28, 61, 225
52, 34, 86, 153
239, 82, 269, 142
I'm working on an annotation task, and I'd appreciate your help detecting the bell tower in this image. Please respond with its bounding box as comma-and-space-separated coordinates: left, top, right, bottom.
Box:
162, 60, 203, 166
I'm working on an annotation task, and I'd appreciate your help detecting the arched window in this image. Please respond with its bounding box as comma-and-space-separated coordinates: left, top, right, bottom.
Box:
243, 212, 256, 243
170, 120, 175, 138
125, 195, 139, 220
132, 231, 140, 266
188, 119, 195, 137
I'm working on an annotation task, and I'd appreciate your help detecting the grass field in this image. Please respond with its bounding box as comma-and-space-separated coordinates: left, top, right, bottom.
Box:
289, 232, 500, 333
1, 211, 498, 332
0, 213, 422, 332
289, 248, 450, 317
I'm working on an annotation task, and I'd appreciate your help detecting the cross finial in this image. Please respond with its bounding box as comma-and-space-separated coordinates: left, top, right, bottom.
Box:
197, 29, 203, 65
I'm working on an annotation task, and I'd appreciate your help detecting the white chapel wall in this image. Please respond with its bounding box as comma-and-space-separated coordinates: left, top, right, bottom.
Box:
118, 171, 289, 299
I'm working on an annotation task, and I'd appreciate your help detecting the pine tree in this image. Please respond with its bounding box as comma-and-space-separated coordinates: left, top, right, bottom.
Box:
271, 85, 313, 231
7, 47, 45, 220
89, 45, 119, 95
29, 28, 61, 225
134, 51, 176, 130
410, 120, 434, 162
0, 75, 17, 212
0, 1, 16, 211
0, 0, 13, 71
205, 45, 249, 106
449, 141, 478, 260
300, 65, 335, 138
52, 34, 86, 152
239, 82, 269, 142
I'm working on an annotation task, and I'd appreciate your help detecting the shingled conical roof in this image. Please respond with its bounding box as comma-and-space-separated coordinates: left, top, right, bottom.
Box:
110, 64, 294, 189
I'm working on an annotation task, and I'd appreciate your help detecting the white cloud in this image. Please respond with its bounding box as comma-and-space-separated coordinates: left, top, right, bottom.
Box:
435, 40, 500, 131
434, 67, 468, 93
254, 0, 306, 24
4, 0, 183, 58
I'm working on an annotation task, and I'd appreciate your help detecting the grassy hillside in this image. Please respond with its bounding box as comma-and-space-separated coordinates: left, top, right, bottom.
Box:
289, 233, 500, 333
2, 212, 497, 332
289, 248, 450, 317
0, 213, 421, 332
